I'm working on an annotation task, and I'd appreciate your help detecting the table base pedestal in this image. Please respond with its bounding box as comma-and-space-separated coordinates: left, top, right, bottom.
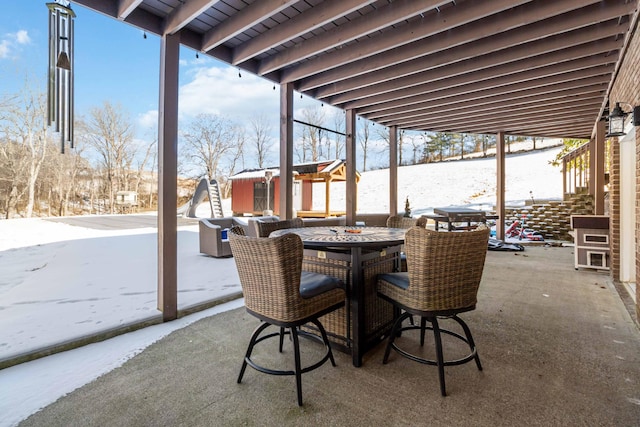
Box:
301, 245, 399, 366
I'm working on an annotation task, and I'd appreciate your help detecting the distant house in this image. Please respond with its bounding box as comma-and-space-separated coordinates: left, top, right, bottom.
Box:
229, 159, 360, 217
115, 191, 138, 213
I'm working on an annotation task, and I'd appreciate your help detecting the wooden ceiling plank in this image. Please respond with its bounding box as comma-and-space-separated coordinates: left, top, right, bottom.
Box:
323, 21, 625, 104
202, 0, 299, 52
283, 0, 604, 84
356, 64, 613, 117
382, 94, 604, 128
284, 0, 530, 83
362, 75, 610, 120
343, 52, 619, 114
302, 0, 633, 94
163, 0, 220, 35
232, 0, 377, 65
257, 0, 451, 75
408, 105, 599, 131
382, 87, 606, 125
393, 105, 600, 131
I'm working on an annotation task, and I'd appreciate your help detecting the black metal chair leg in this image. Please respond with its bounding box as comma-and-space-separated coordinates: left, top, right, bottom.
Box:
431, 317, 447, 396
279, 327, 285, 352
291, 327, 303, 406
238, 321, 270, 384
311, 318, 336, 366
383, 312, 410, 363
420, 317, 427, 346
453, 315, 482, 371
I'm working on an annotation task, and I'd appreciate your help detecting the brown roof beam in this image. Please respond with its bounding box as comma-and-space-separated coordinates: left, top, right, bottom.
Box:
323, 24, 624, 104
358, 65, 613, 117
282, 0, 532, 83
297, 0, 630, 91
117, 0, 143, 20
362, 78, 609, 123
257, 0, 451, 75
163, 0, 220, 35
408, 105, 599, 132
382, 94, 604, 128
232, 0, 377, 65
346, 55, 617, 115
202, 0, 299, 52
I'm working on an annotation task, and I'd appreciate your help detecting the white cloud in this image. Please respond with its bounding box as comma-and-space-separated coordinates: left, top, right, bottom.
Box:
138, 110, 158, 131
179, 66, 280, 121
0, 30, 30, 60
14, 30, 30, 45
178, 64, 338, 136
0, 40, 9, 59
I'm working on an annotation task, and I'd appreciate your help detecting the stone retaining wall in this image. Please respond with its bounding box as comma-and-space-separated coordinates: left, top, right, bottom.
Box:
495, 194, 595, 241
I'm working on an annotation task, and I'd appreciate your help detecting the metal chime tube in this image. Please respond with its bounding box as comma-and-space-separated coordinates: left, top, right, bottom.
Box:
47, 1, 75, 153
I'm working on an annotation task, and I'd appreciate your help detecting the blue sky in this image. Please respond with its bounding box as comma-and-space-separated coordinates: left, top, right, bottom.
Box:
0, 1, 330, 148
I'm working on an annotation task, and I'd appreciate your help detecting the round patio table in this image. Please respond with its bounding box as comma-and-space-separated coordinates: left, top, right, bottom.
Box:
271, 226, 406, 367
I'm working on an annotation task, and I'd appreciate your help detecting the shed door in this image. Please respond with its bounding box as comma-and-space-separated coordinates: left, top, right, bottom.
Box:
253, 181, 274, 212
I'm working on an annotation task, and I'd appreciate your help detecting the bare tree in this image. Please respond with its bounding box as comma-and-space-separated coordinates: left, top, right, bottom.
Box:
406, 132, 422, 165
1, 88, 50, 217
220, 124, 246, 198
296, 106, 326, 162
358, 119, 374, 171
375, 125, 405, 166
0, 133, 28, 218
249, 114, 273, 168
44, 142, 90, 216
330, 110, 345, 159
181, 113, 240, 189
79, 101, 136, 213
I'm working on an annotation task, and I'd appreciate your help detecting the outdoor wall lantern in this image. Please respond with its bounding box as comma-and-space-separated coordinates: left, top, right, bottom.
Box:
606, 102, 640, 138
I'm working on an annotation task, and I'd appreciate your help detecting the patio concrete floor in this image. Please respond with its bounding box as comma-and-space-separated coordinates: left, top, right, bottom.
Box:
18, 245, 640, 426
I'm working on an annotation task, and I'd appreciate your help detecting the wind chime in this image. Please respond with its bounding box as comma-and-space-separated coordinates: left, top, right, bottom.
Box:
47, 0, 75, 153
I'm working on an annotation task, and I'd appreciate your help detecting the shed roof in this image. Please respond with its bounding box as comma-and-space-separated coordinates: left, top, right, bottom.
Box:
230, 159, 360, 181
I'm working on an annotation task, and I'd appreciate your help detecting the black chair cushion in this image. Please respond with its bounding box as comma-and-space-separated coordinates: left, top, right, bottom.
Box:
378, 272, 409, 290
300, 271, 343, 298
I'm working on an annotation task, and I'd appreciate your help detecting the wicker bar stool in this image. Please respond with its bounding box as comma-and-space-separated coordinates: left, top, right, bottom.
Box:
228, 228, 345, 406
386, 215, 417, 273
256, 217, 303, 237
377, 226, 490, 396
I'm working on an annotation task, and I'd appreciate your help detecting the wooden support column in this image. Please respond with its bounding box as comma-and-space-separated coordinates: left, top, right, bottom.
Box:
157, 32, 180, 321
594, 120, 606, 215
562, 157, 567, 197
325, 179, 331, 217
589, 136, 596, 197
496, 132, 506, 241
279, 83, 294, 219
346, 109, 357, 225
389, 126, 398, 216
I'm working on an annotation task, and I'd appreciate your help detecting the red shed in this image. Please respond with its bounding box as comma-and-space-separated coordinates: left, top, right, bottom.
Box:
229, 160, 360, 217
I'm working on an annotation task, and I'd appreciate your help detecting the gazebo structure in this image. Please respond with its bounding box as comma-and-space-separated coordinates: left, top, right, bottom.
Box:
67, 1, 640, 324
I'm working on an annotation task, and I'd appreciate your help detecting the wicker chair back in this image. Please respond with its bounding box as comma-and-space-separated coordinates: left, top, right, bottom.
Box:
256, 217, 304, 237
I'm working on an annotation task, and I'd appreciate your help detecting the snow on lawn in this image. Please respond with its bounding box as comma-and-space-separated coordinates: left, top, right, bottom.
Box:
313, 146, 563, 214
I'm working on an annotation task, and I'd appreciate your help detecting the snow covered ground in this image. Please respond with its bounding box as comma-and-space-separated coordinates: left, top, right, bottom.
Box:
0, 145, 563, 426
315, 144, 563, 214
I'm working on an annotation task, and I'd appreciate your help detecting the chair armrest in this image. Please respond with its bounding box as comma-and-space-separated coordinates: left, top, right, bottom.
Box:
199, 220, 232, 257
